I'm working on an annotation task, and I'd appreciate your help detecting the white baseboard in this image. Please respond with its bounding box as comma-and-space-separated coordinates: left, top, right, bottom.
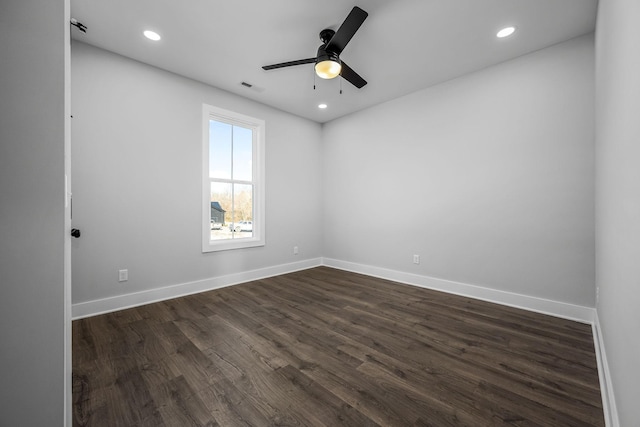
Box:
73, 256, 596, 323
321, 257, 595, 324
71, 257, 323, 319
592, 311, 620, 427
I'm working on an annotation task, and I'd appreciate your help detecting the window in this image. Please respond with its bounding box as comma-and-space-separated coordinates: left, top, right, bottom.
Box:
202, 104, 265, 252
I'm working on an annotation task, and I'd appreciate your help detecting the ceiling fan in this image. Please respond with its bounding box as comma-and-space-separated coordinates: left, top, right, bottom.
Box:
262, 6, 369, 89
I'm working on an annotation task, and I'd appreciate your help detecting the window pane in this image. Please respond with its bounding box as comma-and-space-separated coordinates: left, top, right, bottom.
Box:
232, 126, 253, 181
210, 182, 232, 241
232, 183, 253, 238
209, 120, 231, 179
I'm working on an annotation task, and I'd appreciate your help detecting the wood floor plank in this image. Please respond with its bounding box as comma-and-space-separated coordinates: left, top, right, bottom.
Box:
196, 377, 275, 427
73, 267, 604, 426
343, 302, 601, 400
273, 364, 380, 426
151, 375, 218, 427
322, 300, 602, 424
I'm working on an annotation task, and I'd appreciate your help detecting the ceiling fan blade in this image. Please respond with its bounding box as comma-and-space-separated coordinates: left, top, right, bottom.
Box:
340, 61, 367, 88
262, 57, 316, 71
326, 6, 368, 54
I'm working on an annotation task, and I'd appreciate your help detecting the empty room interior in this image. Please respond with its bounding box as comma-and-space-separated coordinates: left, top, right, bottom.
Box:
1, 0, 639, 425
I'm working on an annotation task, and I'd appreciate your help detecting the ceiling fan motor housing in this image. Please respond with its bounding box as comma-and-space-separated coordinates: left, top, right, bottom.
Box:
316, 46, 340, 65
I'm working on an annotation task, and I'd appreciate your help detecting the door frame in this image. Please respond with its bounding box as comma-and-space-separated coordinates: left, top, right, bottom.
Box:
64, 0, 72, 423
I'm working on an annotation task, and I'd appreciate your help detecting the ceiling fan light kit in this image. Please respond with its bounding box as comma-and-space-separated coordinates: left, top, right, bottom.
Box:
315, 59, 342, 79
315, 51, 342, 79
262, 6, 368, 88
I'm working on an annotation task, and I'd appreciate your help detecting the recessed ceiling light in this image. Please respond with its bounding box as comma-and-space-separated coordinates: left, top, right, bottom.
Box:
143, 30, 161, 41
496, 26, 516, 38
318, 103, 328, 109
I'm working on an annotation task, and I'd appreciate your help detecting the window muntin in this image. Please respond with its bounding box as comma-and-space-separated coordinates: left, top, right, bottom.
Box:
202, 105, 264, 252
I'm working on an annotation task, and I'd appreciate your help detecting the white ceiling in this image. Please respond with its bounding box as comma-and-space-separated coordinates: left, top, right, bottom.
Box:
70, 0, 597, 123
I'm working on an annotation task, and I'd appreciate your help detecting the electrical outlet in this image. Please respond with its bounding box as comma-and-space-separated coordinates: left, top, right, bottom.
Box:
293, 246, 299, 255
413, 254, 420, 264
118, 269, 128, 282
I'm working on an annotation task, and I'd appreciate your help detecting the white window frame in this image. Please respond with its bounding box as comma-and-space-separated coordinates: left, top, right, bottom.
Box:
202, 104, 265, 252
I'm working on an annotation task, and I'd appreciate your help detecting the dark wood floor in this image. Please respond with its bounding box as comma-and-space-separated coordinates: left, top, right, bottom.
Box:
73, 266, 604, 426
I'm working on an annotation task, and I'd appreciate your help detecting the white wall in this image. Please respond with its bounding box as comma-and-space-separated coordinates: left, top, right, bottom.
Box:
595, 0, 640, 424
323, 35, 595, 307
0, 0, 68, 425
71, 42, 323, 308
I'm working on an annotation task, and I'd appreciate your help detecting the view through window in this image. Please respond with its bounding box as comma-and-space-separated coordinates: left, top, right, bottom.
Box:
209, 121, 253, 240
